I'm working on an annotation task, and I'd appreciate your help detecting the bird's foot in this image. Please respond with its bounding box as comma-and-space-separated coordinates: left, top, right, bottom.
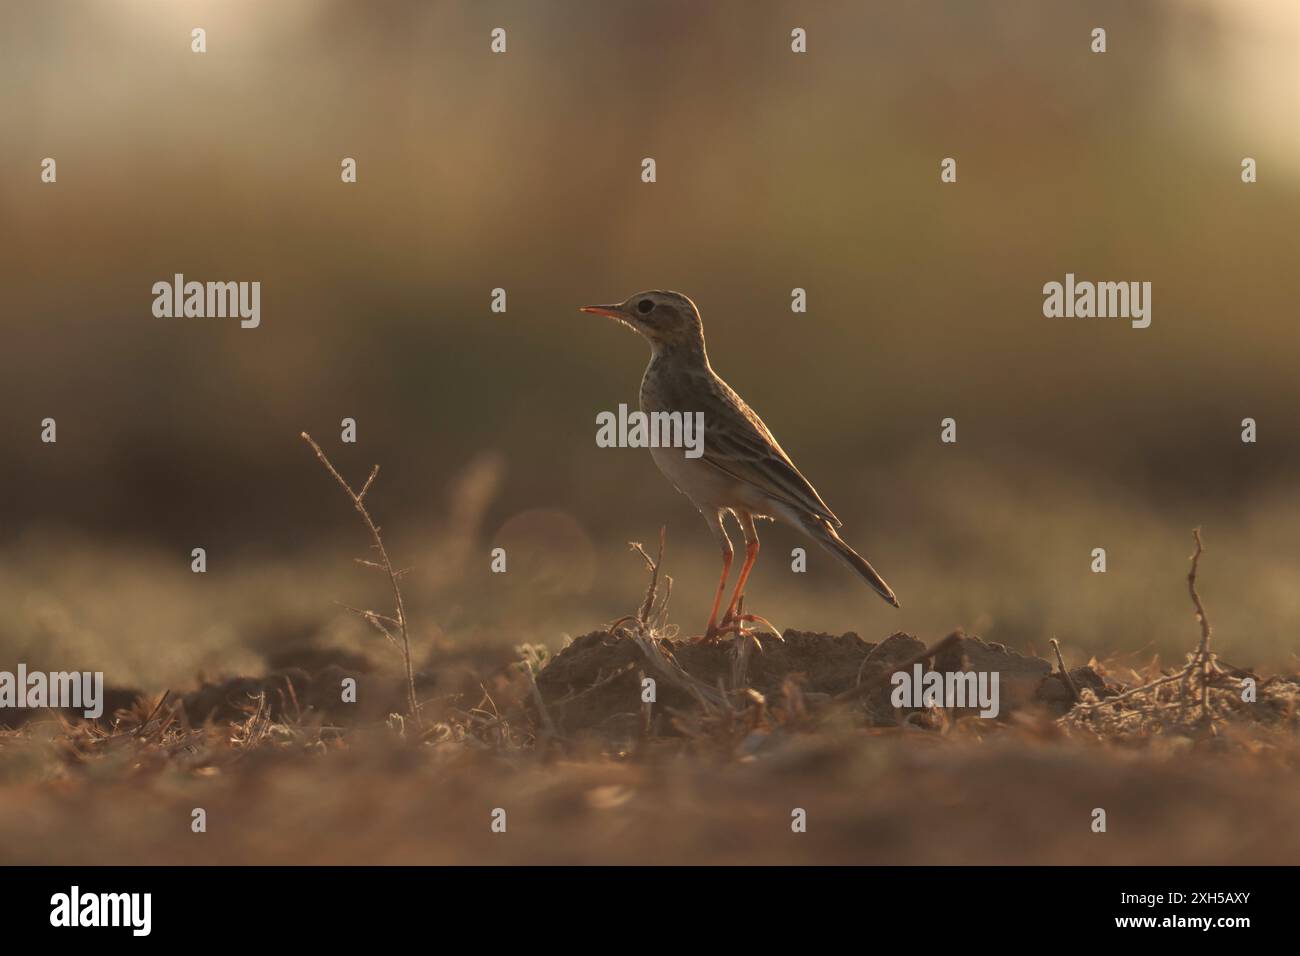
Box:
719, 610, 784, 642
689, 611, 783, 645
689, 625, 727, 645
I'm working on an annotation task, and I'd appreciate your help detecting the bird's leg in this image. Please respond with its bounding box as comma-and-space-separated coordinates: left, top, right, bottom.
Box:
721, 513, 760, 626
720, 540, 758, 626
698, 509, 734, 642
702, 546, 733, 641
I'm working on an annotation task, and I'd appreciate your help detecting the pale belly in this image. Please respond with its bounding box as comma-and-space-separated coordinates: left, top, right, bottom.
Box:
647, 442, 772, 518
641, 361, 773, 517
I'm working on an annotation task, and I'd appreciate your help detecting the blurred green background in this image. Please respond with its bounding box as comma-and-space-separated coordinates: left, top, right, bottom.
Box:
1, 0, 1296, 688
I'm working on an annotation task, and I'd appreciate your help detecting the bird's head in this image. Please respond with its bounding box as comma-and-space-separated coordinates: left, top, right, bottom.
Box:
580, 290, 705, 354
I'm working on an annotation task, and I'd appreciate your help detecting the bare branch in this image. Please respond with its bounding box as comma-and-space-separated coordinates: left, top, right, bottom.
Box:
633, 527, 667, 624
1063, 529, 1225, 729
1050, 638, 1080, 704
303, 432, 421, 725
1187, 527, 1214, 719
358, 465, 379, 501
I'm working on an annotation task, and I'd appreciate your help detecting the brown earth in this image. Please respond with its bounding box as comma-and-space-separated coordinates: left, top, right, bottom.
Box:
3, 625, 1297, 866
535, 628, 1111, 734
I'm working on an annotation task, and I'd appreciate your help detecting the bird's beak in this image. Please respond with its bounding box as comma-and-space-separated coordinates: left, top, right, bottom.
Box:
579, 304, 625, 320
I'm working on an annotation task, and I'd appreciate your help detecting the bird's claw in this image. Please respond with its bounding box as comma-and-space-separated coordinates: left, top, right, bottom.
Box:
691, 611, 782, 645
690, 625, 728, 645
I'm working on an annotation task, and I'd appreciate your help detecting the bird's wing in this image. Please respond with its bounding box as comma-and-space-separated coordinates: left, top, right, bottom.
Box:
697, 377, 843, 527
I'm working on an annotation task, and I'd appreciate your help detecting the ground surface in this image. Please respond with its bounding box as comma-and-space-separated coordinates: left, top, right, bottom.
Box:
2, 623, 1297, 866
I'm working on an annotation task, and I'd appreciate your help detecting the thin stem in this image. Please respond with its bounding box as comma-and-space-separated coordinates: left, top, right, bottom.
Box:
1187, 528, 1214, 720
302, 432, 420, 726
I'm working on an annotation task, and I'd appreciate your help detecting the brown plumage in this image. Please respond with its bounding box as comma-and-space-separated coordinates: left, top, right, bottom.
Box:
581, 290, 899, 641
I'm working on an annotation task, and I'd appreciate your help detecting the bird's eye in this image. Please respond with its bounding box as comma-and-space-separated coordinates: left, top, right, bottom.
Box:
636, 299, 654, 315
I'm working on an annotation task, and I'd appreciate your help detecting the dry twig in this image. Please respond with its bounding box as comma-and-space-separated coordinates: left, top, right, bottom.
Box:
301, 432, 420, 726
1050, 638, 1080, 704
1064, 529, 1224, 731
1187, 527, 1215, 720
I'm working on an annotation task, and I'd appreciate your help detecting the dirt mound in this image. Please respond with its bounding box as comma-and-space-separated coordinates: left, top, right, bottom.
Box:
181, 642, 524, 725
536, 628, 1103, 734
0, 685, 146, 729
182, 666, 363, 724
536, 630, 895, 732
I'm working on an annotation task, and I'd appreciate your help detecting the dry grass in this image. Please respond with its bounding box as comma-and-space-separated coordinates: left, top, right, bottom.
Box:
300, 432, 420, 725
1, 469, 1296, 865
1059, 530, 1299, 743
4, 687, 1300, 865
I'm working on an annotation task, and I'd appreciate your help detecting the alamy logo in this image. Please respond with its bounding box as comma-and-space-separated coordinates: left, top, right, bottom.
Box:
890, 664, 1000, 718
152, 273, 261, 328
1042, 272, 1151, 328
50, 886, 151, 936
596, 403, 705, 459
0, 665, 104, 719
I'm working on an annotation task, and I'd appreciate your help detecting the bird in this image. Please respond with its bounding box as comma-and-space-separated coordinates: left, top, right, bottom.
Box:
580, 290, 898, 641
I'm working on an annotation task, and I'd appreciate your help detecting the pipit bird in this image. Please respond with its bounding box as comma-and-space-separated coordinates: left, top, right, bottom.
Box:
581, 290, 899, 640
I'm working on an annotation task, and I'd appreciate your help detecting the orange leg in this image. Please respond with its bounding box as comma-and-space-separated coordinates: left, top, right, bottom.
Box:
703, 546, 734, 639
722, 536, 759, 625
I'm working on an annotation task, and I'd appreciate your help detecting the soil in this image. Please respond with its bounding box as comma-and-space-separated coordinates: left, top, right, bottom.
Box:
535, 628, 1109, 734
178, 640, 523, 724
2, 630, 1116, 734
5, 625, 1298, 867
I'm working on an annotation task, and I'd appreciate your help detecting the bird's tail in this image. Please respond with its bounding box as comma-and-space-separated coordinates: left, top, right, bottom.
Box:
802, 515, 900, 608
